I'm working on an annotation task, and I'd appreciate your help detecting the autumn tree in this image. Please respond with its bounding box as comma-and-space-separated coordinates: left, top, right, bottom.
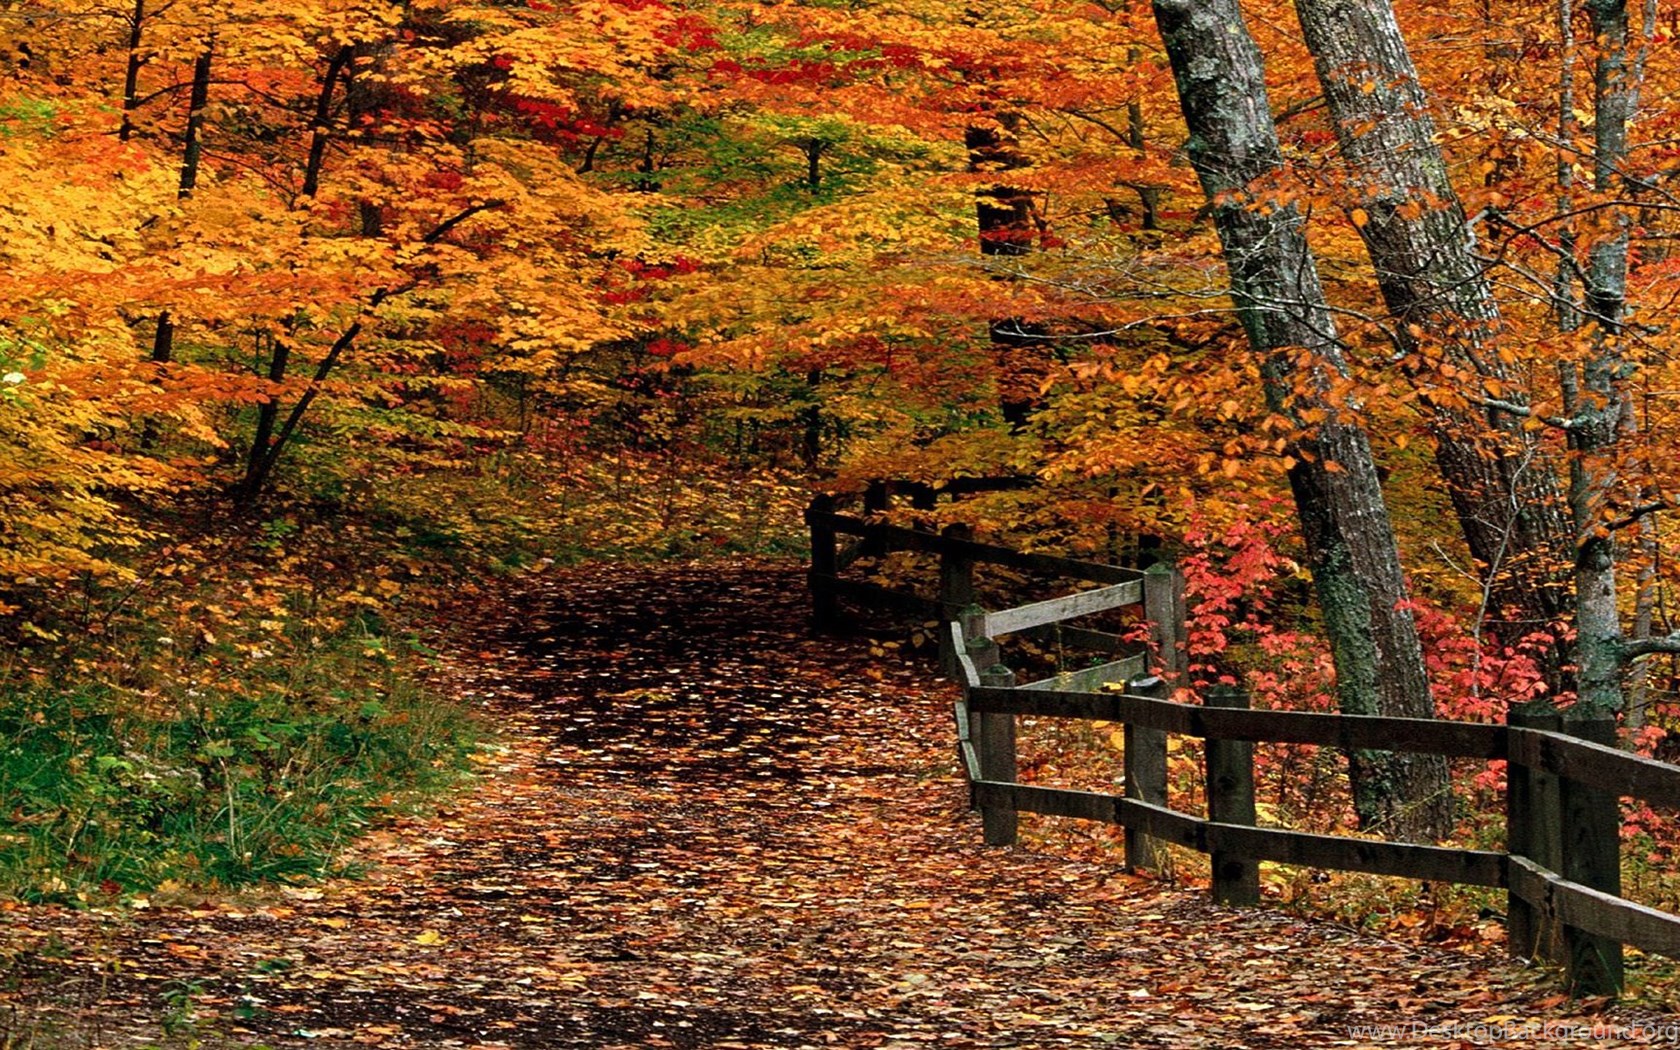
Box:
0, 0, 651, 601
1532, 0, 1680, 719
1283, 0, 1680, 732
1150, 0, 1450, 838
1290, 0, 1574, 677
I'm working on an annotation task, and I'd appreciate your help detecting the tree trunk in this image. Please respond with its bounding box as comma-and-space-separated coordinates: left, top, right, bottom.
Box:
799, 368, 823, 470
233, 199, 499, 505
1123, 39, 1161, 230
1152, 0, 1452, 839
237, 45, 352, 505
1569, 0, 1638, 717
801, 138, 823, 190
238, 319, 364, 504
138, 311, 173, 449
138, 35, 207, 445
177, 44, 213, 199
240, 329, 292, 499
1293, 0, 1574, 673
1625, 514, 1658, 732
118, 0, 147, 142
966, 115, 1050, 428
301, 45, 352, 199
346, 41, 392, 237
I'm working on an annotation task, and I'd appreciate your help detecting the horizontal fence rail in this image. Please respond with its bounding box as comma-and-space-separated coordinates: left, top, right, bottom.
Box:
948, 609, 1680, 998
967, 780, 1510, 887
805, 489, 1165, 687
965, 686, 1510, 759
1508, 728, 1680, 808
979, 580, 1144, 637
807, 486, 1680, 996
809, 508, 1147, 587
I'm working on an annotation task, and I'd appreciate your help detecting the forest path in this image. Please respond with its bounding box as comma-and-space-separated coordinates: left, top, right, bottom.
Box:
1, 563, 1655, 1048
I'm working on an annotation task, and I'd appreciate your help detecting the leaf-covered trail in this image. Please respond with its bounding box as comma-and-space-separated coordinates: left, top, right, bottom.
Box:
3, 563, 1668, 1048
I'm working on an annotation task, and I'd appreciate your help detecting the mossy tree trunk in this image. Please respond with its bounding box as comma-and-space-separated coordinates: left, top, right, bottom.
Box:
1152, 0, 1452, 840
1293, 0, 1575, 680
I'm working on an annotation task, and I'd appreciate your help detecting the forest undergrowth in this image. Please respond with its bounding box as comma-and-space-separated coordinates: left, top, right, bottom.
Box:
0, 447, 808, 906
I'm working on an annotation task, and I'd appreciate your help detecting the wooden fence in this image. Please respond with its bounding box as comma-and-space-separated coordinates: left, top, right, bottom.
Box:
804, 484, 1177, 687
807, 490, 1680, 996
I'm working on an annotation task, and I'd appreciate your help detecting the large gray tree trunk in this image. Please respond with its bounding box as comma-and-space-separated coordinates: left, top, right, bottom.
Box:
1570, 0, 1637, 717
1293, 0, 1575, 678
1152, 0, 1452, 840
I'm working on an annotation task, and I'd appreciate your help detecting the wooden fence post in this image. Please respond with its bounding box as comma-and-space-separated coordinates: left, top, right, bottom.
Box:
1205, 686, 1259, 905
938, 523, 976, 679
1143, 562, 1186, 678
1561, 716, 1623, 996
960, 607, 999, 673
1134, 563, 1183, 874
1507, 706, 1563, 963
976, 661, 1018, 846
806, 494, 838, 631
959, 606, 1000, 819
861, 480, 889, 557
1125, 674, 1169, 872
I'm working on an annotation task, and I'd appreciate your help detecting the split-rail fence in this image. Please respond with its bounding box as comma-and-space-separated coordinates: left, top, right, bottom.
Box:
806, 485, 1680, 996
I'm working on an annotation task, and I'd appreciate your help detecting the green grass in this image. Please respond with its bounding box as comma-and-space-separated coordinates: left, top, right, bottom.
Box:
0, 629, 478, 902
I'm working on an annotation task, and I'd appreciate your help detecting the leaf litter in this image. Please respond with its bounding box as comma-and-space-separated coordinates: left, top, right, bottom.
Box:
2, 563, 1675, 1048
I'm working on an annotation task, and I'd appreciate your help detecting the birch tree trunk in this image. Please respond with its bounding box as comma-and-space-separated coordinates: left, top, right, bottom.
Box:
1152, 0, 1452, 839
1292, 0, 1574, 675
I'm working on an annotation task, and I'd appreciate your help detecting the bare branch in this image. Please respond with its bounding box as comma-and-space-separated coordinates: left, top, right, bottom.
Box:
1605, 500, 1670, 532
1621, 633, 1680, 658
1473, 396, 1578, 430
423, 199, 505, 245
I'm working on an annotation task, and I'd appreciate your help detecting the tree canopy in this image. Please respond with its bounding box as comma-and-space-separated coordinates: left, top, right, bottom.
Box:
7, 0, 1680, 833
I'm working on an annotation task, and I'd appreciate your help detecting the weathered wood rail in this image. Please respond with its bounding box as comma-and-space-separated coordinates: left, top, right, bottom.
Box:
806, 489, 1680, 997
804, 485, 1179, 689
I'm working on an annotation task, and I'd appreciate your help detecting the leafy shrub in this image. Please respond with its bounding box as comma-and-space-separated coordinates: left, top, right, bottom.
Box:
0, 631, 477, 901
